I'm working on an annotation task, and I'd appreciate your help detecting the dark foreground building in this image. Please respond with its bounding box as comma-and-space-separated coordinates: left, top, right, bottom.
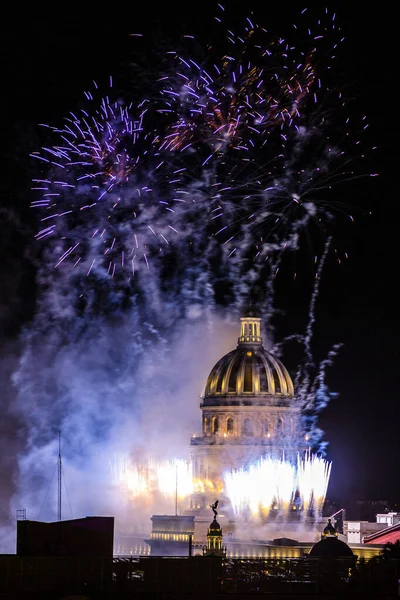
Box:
0, 517, 397, 598
0, 516, 115, 599
17, 516, 114, 557
0, 552, 399, 598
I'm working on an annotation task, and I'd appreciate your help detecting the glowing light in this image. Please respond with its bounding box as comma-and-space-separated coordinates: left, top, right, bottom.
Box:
225, 453, 331, 517
112, 456, 193, 502
155, 459, 194, 499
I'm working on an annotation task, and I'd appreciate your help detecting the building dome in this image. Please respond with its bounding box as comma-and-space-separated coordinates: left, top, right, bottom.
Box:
309, 537, 354, 559
309, 520, 354, 559
204, 315, 294, 398
208, 516, 222, 534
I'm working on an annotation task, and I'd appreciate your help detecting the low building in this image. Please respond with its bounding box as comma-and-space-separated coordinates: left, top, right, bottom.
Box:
17, 515, 114, 557
344, 512, 400, 544
376, 512, 400, 527
146, 515, 195, 556
344, 520, 383, 544
4, 516, 116, 597
364, 522, 400, 545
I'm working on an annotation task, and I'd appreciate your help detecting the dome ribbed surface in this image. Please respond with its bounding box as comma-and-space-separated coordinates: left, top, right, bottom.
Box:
204, 347, 294, 397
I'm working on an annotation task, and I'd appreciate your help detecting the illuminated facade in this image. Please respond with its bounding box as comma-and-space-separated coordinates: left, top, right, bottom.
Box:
147, 515, 194, 556
190, 311, 306, 499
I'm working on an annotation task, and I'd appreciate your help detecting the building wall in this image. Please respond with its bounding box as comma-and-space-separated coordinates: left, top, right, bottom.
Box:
344, 521, 383, 544
191, 401, 303, 487
200, 405, 300, 439
17, 516, 114, 558
376, 512, 400, 526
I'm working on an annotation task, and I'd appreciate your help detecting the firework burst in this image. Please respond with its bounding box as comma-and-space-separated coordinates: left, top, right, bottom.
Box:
30, 6, 374, 284
30, 90, 185, 278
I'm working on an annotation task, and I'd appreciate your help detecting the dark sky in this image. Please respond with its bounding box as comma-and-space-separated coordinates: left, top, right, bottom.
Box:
1, 4, 398, 508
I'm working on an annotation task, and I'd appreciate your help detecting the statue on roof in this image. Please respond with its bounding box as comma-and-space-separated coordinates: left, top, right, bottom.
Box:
210, 500, 219, 517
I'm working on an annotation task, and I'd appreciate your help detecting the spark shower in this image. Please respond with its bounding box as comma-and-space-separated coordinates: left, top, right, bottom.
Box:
113, 453, 332, 522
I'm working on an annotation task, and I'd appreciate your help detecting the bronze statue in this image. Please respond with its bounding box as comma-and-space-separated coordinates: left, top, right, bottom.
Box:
210, 500, 219, 517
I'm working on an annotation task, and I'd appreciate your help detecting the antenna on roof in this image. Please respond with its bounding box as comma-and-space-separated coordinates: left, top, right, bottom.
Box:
57, 430, 62, 522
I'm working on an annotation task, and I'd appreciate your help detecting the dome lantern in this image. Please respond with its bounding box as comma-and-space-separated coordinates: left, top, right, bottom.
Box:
238, 315, 262, 346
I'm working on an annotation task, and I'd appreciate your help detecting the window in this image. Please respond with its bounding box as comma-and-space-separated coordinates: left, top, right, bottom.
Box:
213, 417, 219, 434
262, 419, 269, 436
276, 418, 283, 434
243, 418, 253, 436
227, 417, 234, 434
203, 418, 210, 434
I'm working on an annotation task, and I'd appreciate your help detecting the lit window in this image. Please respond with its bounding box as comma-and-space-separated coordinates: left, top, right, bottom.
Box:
213, 417, 219, 434
227, 417, 234, 434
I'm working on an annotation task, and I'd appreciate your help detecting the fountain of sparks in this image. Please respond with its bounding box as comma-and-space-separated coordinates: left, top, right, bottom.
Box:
224, 453, 331, 521
113, 452, 331, 523
111, 456, 194, 503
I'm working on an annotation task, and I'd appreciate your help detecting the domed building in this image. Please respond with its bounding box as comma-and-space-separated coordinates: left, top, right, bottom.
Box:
309, 519, 354, 559
190, 311, 307, 503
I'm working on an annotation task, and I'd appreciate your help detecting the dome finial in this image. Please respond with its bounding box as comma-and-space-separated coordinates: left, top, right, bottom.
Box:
323, 518, 338, 538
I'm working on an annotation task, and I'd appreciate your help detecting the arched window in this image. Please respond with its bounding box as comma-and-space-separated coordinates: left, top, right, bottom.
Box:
203, 418, 210, 435
276, 418, 283, 434
227, 417, 234, 435
213, 417, 219, 434
243, 418, 253, 436
262, 419, 269, 436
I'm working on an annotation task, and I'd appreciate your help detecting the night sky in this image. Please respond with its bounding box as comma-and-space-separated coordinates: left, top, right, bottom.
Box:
0, 3, 398, 517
